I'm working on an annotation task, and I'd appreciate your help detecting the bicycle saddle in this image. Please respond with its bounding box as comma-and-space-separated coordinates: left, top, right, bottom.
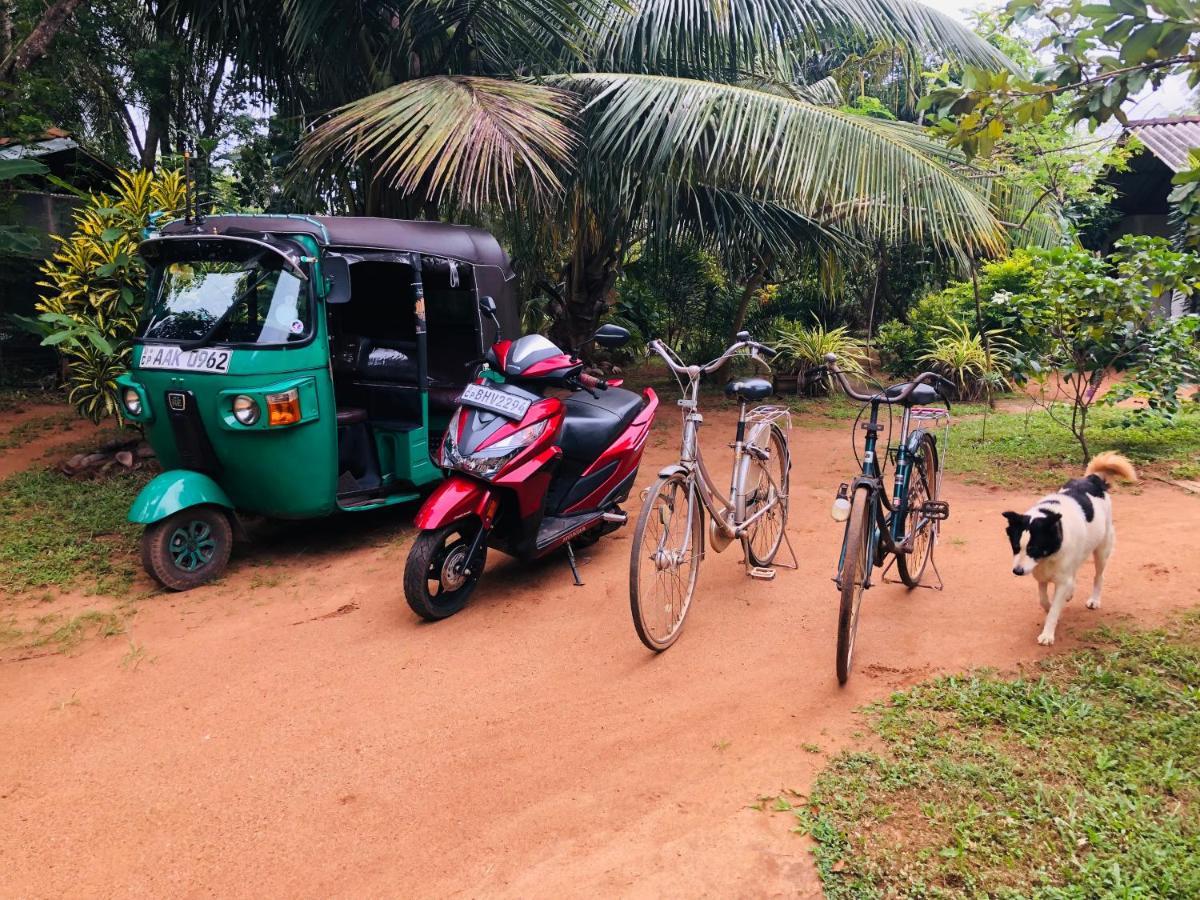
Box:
724, 377, 773, 402
882, 381, 942, 406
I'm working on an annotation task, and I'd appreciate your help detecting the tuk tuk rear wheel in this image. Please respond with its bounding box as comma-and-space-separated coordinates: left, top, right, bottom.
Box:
404, 523, 486, 621
142, 507, 233, 591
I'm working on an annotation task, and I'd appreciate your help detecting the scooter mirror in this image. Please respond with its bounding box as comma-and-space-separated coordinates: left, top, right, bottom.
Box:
324, 256, 352, 305
593, 323, 631, 349
479, 295, 498, 316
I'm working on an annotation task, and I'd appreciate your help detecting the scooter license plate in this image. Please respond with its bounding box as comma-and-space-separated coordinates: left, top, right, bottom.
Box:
460, 383, 532, 419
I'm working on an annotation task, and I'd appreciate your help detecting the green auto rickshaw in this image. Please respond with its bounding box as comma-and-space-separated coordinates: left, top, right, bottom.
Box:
117, 214, 519, 590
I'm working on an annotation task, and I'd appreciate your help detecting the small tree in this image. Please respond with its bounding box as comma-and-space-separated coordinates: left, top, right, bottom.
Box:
1032, 237, 1200, 463
31, 169, 186, 422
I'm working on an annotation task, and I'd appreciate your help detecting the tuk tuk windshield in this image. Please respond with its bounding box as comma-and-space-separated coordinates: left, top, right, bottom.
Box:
139, 246, 311, 346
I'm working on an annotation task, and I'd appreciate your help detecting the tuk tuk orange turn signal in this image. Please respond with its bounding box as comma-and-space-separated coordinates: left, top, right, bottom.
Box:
265, 388, 301, 426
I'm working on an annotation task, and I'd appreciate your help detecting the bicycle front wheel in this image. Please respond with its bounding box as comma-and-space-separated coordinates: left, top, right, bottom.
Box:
630, 473, 704, 652
896, 433, 939, 588
836, 488, 872, 685
737, 423, 790, 567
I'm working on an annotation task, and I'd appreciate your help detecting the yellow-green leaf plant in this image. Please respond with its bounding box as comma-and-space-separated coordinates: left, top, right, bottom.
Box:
35, 169, 187, 423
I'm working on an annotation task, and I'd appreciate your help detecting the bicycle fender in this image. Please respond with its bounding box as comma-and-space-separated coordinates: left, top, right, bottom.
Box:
656, 463, 691, 480
906, 429, 939, 466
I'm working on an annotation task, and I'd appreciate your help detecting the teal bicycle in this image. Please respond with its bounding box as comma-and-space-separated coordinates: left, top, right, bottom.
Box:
824, 353, 954, 685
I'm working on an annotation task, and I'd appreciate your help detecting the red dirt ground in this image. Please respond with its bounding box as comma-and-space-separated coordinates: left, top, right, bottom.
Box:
2, 405, 1197, 898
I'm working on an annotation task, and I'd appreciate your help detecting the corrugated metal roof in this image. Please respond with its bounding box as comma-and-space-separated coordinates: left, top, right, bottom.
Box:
1127, 117, 1200, 173
0, 137, 79, 161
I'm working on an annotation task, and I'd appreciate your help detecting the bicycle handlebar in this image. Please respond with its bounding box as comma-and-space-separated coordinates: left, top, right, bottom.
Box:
822, 352, 955, 406
650, 337, 775, 377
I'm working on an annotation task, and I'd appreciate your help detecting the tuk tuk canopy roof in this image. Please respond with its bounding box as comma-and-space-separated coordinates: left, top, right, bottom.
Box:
158, 214, 519, 335
161, 215, 512, 270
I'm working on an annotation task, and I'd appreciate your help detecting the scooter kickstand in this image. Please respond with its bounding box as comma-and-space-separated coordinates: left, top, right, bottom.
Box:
565, 542, 584, 586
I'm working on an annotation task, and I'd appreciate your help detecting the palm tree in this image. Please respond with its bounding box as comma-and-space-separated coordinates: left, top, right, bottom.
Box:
189, 0, 1048, 345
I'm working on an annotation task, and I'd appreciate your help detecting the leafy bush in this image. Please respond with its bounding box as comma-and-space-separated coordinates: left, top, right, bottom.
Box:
30, 170, 187, 422
876, 249, 1047, 378
919, 319, 1015, 400
1029, 236, 1200, 462
773, 318, 869, 396
612, 241, 736, 361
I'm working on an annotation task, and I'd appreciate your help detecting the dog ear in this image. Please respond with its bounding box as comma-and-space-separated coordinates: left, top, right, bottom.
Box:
1040, 510, 1061, 525
1002, 511, 1024, 526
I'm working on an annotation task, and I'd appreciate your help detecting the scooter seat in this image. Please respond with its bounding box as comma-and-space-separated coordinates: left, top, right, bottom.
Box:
559, 388, 644, 463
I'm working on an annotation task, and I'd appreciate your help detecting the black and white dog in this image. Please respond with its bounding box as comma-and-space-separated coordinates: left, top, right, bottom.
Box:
1003, 452, 1137, 645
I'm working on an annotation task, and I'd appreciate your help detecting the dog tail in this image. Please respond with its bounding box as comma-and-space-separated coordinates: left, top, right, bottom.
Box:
1086, 451, 1137, 484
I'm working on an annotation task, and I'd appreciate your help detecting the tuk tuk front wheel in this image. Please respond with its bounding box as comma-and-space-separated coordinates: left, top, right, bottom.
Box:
404, 523, 486, 621
142, 507, 233, 591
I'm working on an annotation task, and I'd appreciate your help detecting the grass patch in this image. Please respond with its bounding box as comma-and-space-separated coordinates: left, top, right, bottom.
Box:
0, 411, 77, 451
0, 467, 150, 595
34, 609, 125, 651
779, 617, 1200, 898
950, 404, 1200, 487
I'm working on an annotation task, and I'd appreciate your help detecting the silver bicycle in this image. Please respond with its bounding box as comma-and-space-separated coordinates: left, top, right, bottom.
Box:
629, 332, 793, 651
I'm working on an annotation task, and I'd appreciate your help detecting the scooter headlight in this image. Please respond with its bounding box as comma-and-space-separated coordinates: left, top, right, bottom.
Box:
121, 388, 142, 417
449, 417, 550, 479
232, 395, 260, 425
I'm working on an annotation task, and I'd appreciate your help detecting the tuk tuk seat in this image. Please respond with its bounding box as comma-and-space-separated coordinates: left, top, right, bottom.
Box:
336, 407, 368, 426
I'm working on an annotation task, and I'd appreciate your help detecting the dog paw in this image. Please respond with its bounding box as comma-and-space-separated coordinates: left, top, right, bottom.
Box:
1037, 632, 1056, 646
1087, 597, 1101, 610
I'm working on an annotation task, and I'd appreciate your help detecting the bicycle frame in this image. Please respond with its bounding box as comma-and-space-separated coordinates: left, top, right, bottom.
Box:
649, 339, 787, 556
837, 400, 924, 588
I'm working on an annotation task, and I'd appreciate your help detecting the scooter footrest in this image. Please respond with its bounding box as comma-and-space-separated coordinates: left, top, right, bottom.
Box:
921, 500, 950, 521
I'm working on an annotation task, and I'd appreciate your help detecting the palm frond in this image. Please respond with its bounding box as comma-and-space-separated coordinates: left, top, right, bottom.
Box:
559, 73, 1008, 257
296, 76, 578, 209
585, 0, 1013, 77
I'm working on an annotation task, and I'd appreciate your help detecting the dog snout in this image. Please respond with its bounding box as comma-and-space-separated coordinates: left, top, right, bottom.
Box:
1012, 564, 1025, 576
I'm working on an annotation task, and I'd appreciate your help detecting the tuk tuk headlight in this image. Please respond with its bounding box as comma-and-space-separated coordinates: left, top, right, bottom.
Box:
232, 395, 260, 425
121, 388, 142, 417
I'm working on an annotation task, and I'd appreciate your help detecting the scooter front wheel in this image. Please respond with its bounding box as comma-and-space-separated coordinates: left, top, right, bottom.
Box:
404, 523, 487, 621
141, 506, 233, 591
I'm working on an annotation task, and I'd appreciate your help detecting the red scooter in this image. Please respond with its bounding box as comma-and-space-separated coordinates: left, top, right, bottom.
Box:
403, 298, 658, 620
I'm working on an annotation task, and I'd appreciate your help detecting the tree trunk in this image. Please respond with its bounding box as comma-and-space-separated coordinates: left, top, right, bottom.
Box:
1, 0, 15, 64
715, 261, 768, 380
551, 244, 619, 359
0, 0, 85, 82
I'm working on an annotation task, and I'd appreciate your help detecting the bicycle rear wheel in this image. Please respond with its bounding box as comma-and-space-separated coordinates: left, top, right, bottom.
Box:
630, 473, 704, 652
896, 434, 939, 588
836, 488, 872, 685
737, 423, 790, 567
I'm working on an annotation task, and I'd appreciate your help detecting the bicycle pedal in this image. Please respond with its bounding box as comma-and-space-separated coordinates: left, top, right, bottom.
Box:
748, 566, 776, 580
921, 500, 950, 520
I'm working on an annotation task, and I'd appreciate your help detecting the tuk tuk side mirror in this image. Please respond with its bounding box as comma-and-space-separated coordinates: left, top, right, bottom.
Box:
479, 295, 502, 339
593, 323, 631, 349
324, 256, 352, 304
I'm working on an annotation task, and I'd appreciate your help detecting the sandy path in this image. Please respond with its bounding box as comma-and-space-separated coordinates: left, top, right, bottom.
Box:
0, 402, 106, 480
1, 407, 1196, 898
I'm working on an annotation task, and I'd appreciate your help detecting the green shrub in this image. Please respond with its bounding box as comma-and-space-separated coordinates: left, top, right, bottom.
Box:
29, 170, 187, 423
774, 318, 869, 395
919, 319, 1015, 400
877, 249, 1047, 377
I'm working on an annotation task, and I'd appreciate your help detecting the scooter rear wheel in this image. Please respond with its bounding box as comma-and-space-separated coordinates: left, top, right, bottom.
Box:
404, 523, 486, 621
